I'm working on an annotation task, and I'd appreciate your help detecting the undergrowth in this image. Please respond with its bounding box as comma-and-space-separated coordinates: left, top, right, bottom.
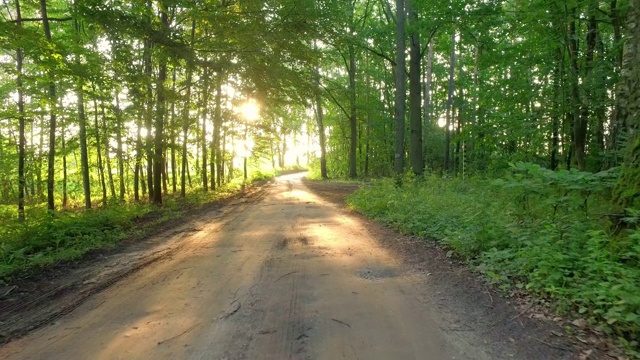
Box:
348, 163, 640, 356
0, 173, 271, 285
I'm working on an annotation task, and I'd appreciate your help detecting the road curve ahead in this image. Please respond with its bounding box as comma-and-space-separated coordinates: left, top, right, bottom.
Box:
0, 173, 493, 360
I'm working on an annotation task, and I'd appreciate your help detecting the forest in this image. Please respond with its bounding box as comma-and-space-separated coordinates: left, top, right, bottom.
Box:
1, 0, 639, 355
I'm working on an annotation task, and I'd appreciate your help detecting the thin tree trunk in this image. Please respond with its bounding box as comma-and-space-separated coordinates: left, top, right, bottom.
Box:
212, 72, 222, 190
181, 21, 196, 197
200, 66, 211, 191
314, 41, 328, 179
92, 89, 107, 204
170, 68, 178, 194
37, 116, 44, 199
61, 123, 67, 209
101, 102, 116, 198
613, 0, 640, 209
348, 43, 358, 178
407, 0, 423, 175
551, 49, 562, 170
134, 102, 143, 201
115, 94, 125, 201
444, 30, 456, 172
15, 0, 26, 220
394, 0, 406, 174
568, 12, 582, 169
40, 0, 57, 211
153, 5, 169, 204
365, 53, 371, 176
423, 36, 434, 156
470, 42, 479, 154
144, 38, 154, 201
73, 0, 91, 208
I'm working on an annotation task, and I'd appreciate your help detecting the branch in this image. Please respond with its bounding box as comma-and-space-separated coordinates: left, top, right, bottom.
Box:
420, 27, 439, 58
356, 43, 396, 66
10, 17, 72, 23
320, 83, 350, 119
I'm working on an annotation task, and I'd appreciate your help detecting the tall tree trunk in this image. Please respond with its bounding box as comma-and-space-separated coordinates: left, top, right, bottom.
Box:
568, 12, 582, 169
348, 43, 358, 178
551, 49, 562, 170
92, 94, 107, 204
213, 72, 223, 190
153, 5, 169, 205
115, 94, 125, 202
574, 6, 597, 170
15, 0, 25, 220
200, 66, 211, 191
610, 0, 626, 156
134, 103, 143, 201
36, 116, 44, 199
61, 123, 67, 209
181, 21, 196, 197
423, 36, 434, 157
170, 67, 177, 194
314, 41, 328, 179
444, 30, 456, 172
144, 38, 154, 201
613, 0, 640, 209
40, 0, 57, 211
470, 42, 479, 154
364, 53, 371, 176
394, 0, 407, 174
73, 0, 91, 209
407, 0, 423, 175
101, 102, 116, 198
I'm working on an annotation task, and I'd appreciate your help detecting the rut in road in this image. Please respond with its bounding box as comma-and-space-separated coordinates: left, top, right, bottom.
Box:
0, 173, 570, 360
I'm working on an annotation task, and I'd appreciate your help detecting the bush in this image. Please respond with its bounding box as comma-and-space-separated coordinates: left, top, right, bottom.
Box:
348, 163, 640, 355
0, 173, 276, 284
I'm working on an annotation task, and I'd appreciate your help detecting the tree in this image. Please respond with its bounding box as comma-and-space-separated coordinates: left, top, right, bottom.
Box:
614, 0, 640, 210
393, 0, 406, 174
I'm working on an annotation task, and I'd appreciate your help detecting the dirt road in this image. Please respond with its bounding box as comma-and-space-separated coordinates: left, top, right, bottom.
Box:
0, 173, 576, 359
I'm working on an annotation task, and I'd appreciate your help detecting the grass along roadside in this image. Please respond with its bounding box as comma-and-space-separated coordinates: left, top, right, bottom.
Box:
347, 166, 640, 357
0, 168, 301, 285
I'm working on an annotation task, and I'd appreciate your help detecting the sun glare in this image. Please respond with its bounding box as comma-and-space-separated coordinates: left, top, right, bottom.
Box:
239, 100, 260, 121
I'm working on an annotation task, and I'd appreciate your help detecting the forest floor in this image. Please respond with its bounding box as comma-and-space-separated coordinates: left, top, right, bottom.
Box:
0, 173, 603, 359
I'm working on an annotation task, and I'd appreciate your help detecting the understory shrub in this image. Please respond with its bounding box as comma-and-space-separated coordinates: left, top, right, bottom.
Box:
348, 163, 639, 355
0, 177, 267, 284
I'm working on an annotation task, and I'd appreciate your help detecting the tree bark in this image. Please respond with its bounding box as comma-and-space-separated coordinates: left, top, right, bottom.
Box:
394, 0, 406, 174
40, 0, 57, 211
92, 93, 107, 204
314, 41, 328, 179
213, 71, 223, 189
444, 30, 456, 172
200, 66, 211, 191
407, 0, 423, 175
153, 5, 169, 205
423, 36, 434, 157
15, 0, 26, 220
101, 102, 116, 198
74, 0, 91, 208
115, 94, 125, 201
613, 0, 640, 209
348, 43, 358, 178
144, 38, 154, 201
181, 21, 196, 197
61, 124, 67, 209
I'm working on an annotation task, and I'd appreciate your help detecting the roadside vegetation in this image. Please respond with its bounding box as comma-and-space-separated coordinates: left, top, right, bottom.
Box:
0, 167, 304, 284
348, 164, 640, 356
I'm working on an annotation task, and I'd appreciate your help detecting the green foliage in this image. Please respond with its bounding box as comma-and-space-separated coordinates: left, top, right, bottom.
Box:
348, 164, 640, 354
0, 175, 273, 284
